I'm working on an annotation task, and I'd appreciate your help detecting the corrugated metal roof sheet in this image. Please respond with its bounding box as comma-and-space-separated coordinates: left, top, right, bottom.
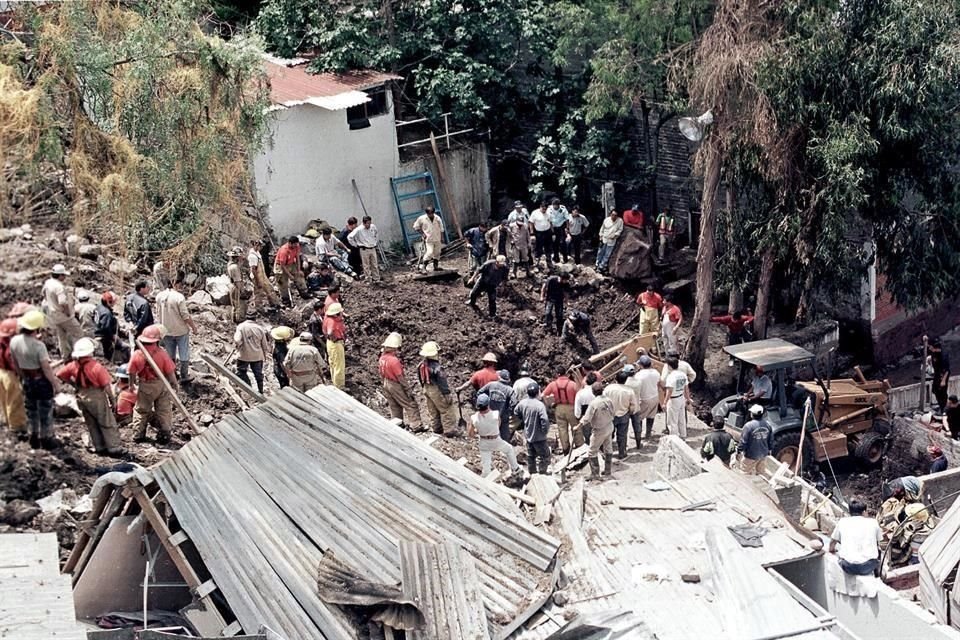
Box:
264, 58, 399, 109
152, 386, 559, 640
0, 533, 85, 640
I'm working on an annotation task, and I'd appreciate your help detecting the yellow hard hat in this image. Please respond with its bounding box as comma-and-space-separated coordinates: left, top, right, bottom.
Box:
72, 337, 96, 359
419, 341, 440, 358
382, 332, 403, 349
326, 302, 343, 316
271, 325, 294, 341
305, 228, 319, 238
18, 309, 46, 331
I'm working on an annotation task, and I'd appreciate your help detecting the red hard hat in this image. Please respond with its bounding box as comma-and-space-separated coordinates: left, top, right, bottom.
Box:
101, 291, 117, 305
140, 324, 163, 343
0, 318, 17, 337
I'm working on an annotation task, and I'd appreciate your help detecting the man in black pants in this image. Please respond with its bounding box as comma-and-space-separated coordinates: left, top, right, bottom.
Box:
541, 272, 571, 336
929, 337, 951, 414
467, 256, 509, 318
338, 217, 364, 277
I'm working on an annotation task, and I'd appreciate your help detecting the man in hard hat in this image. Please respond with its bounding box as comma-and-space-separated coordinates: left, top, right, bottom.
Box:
128, 324, 177, 444
661, 355, 690, 438
417, 341, 458, 436
736, 404, 773, 475
234, 311, 272, 394
10, 310, 59, 449
323, 302, 347, 389
628, 355, 661, 443
156, 276, 197, 382
457, 352, 500, 394
124, 280, 154, 338
113, 365, 137, 426
0, 318, 27, 440
227, 248, 250, 323
412, 206, 445, 272
274, 235, 307, 306
379, 332, 422, 430
578, 381, 615, 479
7, 301, 36, 319
42, 263, 83, 359
94, 291, 122, 363
508, 217, 532, 278
74, 291, 97, 337
543, 366, 581, 454
603, 370, 638, 459
469, 393, 521, 478
56, 338, 125, 457
284, 332, 325, 392
248, 239, 280, 312
270, 326, 294, 389
514, 382, 551, 474
479, 369, 515, 442
466, 256, 509, 318
347, 215, 382, 282
562, 310, 599, 354
511, 366, 537, 433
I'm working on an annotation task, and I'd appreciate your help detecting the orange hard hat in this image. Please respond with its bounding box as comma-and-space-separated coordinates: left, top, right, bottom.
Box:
0, 318, 16, 337
140, 324, 164, 343
7, 302, 33, 318
101, 291, 117, 305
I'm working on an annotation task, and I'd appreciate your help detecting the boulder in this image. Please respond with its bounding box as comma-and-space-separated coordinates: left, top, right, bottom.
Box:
196, 311, 219, 324
205, 275, 231, 306
0, 499, 40, 526
183, 272, 199, 287
199, 414, 215, 426
78, 244, 103, 259
0, 228, 23, 243
48, 235, 65, 254
187, 290, 213, 306
65, 234, 82, 255
552, 591, 569, 606
109, 258, 139, 279
54, 392, 80, 419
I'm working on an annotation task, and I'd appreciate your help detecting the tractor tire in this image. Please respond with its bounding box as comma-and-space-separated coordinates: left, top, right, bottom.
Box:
871, 417, 892, 436
853, 431, 888, 466
772, 431, 814, 471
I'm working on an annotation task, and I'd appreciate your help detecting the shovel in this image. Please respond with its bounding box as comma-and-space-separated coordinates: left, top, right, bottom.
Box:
455, 390, 467, 429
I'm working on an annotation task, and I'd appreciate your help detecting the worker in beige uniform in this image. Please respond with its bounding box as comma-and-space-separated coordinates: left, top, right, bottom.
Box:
128, 324, 178, 444
226, 247, 250, 323
579, 382, 616, 478
627, 355, 661, 443
603, 370, 638, 459
233, 312, 272, 394
42, 263, 82, 359
55, 338, 125, 456
412, 206, 446, 272
74, 291, 97, 337
417, 341, 459, 435
283, 331, 325, 392
248, 239, 280, 311
378, 332, 423, 430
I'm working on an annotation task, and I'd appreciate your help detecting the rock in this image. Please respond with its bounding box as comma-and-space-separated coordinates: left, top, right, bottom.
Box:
0, 499, 40, 526
78, 264, 99, 278
188, 290, 213, 306
552, 591, 569, 606
0, 228, 24, 243
78, 244, 103, 259
191, 360, 210, 375
36, 488, 80, 514
109, 258, 139, 279
65, 234, 82, 256
184, 273, 199, 287
197, 311, 219, 324
199, 414, 215, 425
48, 235, 65, 254
681, 571, 701, 583
205, 275, 231, 305
54, 392, 80, 419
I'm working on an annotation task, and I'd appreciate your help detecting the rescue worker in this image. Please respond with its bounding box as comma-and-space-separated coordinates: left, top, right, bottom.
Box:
307, 263, 337, 293
323, 282, 343, 314
124, 280, 154, 338
701, 416, 736, 466
10, 310, 58, 449
234, 311, 272, 394
156, 277, 197, 382
0, 318, 27, 440
42, 263, 82, 358
629, 355, 661, 441
711, 310, 755, 348
248, 239, 280, 311
274, 235, 307, 306
270, 326, 294, 389
458, 352, 500, 394
542, 272, 571, 336
661, 355, 690, 438
596, 208, 623, 272
323, 302, 347, 389
226, 248, 249, 323
637, 284, 663, 335
543, 367, 581, 454
929, 445, 948, 474
622, 204, 645, 229
741, 365, 772, 406
347, 216, 381, 282
737, 404, 773, 475
379, 332, 422, 430
479, 369, 515, 442
508, 217, 532, 277
412, 206, 446, 272
113, 365, 137, 427
579, 381, 615, 478
283, 332, 325, 392
55, 338, 125, 456
469, 393, 521, 478
417, 341, 458, 436
75, 291, 97, 337
515, 382, 551, 474
656, 209, 675, 260
929, 337, 951, 414
94, 291, 122, 363
467, 256, 509, 317
566, 206, 590, 265
306, 301, 328, 352
464, 221, 490, 274
661, 295, 682, 354
128, 324, 177, 444
574, 372, 598, 444
506, 200, 529, 224
562, 310, 600, 354
603, 370, 638, 459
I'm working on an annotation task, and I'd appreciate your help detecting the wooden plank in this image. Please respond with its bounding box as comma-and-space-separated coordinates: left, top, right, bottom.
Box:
429, 133, 464, 239
526, 475, 561, 525
64, 484, 113, 574
70, 487, 126, 583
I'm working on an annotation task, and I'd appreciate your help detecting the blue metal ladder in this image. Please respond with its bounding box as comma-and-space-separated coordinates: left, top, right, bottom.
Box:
390, 171, 449, 251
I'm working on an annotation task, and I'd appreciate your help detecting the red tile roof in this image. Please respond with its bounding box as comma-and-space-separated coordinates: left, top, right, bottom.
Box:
264, 59, 399, 106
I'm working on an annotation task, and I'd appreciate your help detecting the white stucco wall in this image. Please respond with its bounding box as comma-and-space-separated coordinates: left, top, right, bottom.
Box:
253, 99, 402, 244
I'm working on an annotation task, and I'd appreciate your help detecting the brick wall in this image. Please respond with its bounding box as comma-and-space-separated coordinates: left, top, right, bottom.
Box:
871, 273, 960, 366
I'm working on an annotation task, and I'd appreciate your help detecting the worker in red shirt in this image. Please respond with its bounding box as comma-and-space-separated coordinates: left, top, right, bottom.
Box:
543, 367, 582, 454
323, 282, 343, 314
711, 310, 755, 346
128, 324, 177, 444
378, 332, 422, 430
662, 295, 683, 354
622, 204, 645, 229
0, 317, 27, 440
56, 338, 125, 456
457, 352, 500, 394
113, 365, 137, 426
273, 235, 307, 306
636, 284, 663, 335
322, 302, 347, 389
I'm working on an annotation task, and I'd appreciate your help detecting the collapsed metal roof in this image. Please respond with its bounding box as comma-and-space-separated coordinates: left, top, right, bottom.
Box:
149, 386, 559, 639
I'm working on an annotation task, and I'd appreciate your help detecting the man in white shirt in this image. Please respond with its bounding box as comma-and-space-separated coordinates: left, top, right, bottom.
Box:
596, 208, 623, 272
628, 355, 662, 442
315, 227, 360, 279
528, 202, 553, 267
468, 393, 520, 478
661, 355, 690, 438
155, 277, 197, 382
347, 215, 381, 282
412, 206, 445, 272
829, 500, 883, 576
42, 264, 82, 359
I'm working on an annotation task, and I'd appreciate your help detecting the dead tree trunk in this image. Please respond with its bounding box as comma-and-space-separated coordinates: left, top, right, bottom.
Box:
724, 184, 742, 313
685, 138, 723, 375
754, 246, 775, 338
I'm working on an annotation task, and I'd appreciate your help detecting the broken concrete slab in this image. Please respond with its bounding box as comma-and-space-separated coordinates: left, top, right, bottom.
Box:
108, 258, 139, 279
204, 274, 231, 305
188, 290, 213, 306
54, 392, 80, 419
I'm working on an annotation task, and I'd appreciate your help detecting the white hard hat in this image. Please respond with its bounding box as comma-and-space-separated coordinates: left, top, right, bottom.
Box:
382, 332, 403, 349
419, 341, 440, 358
749, 404, 764, 418
72, 337, 96, 359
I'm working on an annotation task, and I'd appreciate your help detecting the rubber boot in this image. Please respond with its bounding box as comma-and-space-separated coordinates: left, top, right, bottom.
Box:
588, 457, 601, 480
528, 458, 538, 475
645, 418, 653, 439
632, 424, 643, 450
602, 454, 613, 476
617, 438, 627, 459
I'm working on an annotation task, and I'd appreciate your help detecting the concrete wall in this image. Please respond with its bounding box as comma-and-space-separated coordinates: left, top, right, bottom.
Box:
397, 143, 491, 233
253, 98, 402, 243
